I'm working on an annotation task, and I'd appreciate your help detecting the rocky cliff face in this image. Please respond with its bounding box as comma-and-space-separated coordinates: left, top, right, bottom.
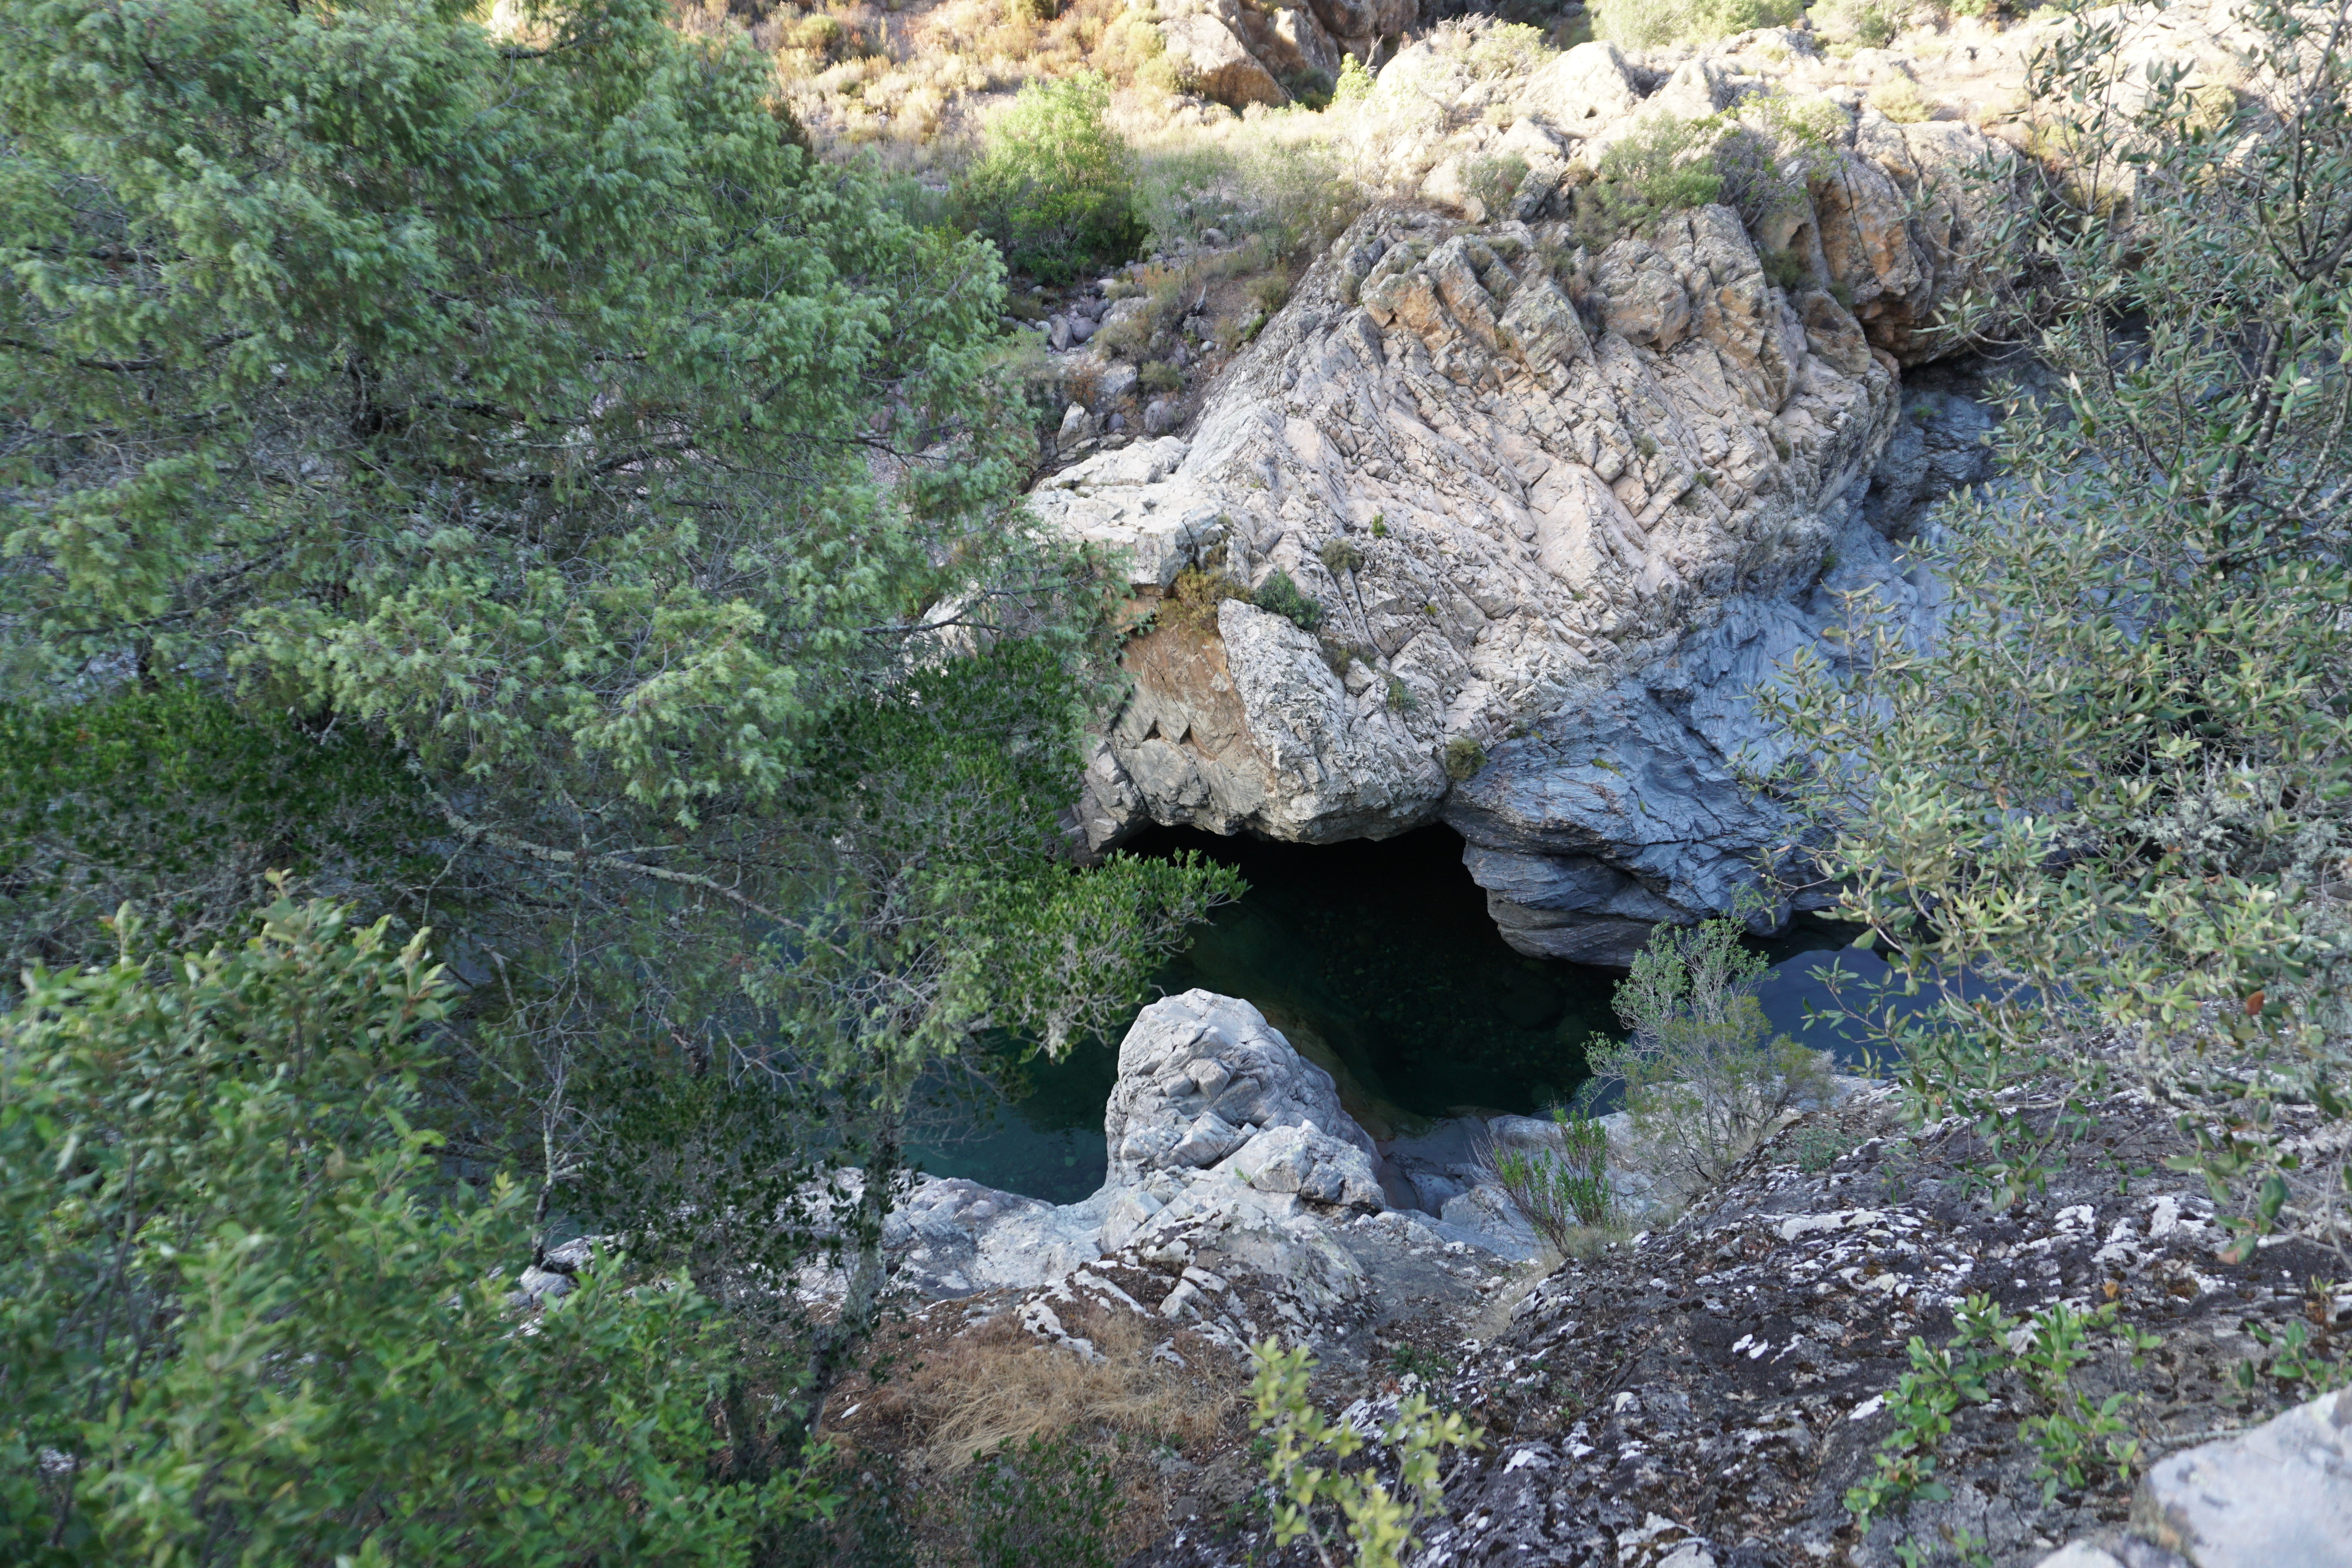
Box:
1047, 36, 2004, 962
1155, 0, 1416, 109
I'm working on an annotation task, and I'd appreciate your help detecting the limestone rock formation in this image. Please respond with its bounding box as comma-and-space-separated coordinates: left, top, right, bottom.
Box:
1155, 0, 1389, 109
2126, 1388, 2352, 1568
1054, 32, 2008, 961
886, 991, 1467, 1300
1102, 988, 1385, 1233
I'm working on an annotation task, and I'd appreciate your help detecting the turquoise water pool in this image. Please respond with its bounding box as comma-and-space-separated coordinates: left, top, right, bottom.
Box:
907, 824, 1872, 1203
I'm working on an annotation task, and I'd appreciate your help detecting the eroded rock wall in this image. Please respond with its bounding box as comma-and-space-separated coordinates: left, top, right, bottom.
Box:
1048, 38, 2002, 959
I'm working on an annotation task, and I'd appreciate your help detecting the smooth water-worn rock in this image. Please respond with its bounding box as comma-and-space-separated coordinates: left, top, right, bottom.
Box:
884, 992, 1553, 1300
1102, 989, 1387, 1241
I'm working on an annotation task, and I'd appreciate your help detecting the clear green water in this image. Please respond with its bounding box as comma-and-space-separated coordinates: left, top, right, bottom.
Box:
907, 824, 1872, 1204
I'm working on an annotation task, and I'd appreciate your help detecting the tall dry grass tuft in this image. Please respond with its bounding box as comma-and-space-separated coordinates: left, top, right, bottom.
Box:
906, 1309, 1238, 1470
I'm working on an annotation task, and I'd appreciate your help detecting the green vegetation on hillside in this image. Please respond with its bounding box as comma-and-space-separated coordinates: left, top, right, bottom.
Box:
0, 0, 1237, 1554
956, 72, 1147, 283
1769, 0, 2352, 1271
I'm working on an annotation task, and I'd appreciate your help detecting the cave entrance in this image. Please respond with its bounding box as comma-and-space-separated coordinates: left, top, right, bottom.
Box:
907, 823, 1626, 1202
907, 824, 1880, 1202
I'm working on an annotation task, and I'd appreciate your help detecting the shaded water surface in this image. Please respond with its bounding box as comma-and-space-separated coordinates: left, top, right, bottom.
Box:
911, 824, 1870, 1202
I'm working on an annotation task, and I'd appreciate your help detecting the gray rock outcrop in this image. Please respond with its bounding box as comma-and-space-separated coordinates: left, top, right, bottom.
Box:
1101, 989, 1387, 1242
1053, 31, 2004, 962
2128, 1387, 2352, 1568
888, 991, 1460, 1300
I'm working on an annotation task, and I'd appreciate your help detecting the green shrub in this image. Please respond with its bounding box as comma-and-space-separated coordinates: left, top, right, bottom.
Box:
1248, 269, 1295, 314
957, 1429, 1118, 1568
1334, 52, 1376, 105
1790, 1122, 1853, 1171
1762, 0, 2352, 1266
1162, 564, 1253, 632
1867, 76, 1935, 123
957, 72, 1147, 283
1710, 121, 1816, 234
1462, 151, 1532, 219
1813, 0, 1904, 48
1138, 359, 1183, 393
1248, 1339, 1482, 1568
1254, 568, 1325, 631
0, 897, 832, 1564
1579, 115, 1726, 243
1385, 676, 1417, 714
1452, 20, 1553, 80
1484, 1112, 1615, 1249
1443, 735, 1488, 781
1319, 537, 1365, 575
1585, 917, 1833, 1192
1760, 245, 1813, 290
0, 684, 432, 974
1591, 0, 1805, 49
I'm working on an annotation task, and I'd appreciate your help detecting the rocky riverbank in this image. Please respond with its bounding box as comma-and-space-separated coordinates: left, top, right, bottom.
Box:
848, 994, 2351, 1567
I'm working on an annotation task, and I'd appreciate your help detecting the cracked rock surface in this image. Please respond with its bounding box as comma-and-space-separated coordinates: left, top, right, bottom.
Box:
1130, 1078, 2352, 1568
1049, 33, 2010, 959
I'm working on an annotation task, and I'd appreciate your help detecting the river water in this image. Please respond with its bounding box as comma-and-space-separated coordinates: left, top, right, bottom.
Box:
908, 824, 1879, 1203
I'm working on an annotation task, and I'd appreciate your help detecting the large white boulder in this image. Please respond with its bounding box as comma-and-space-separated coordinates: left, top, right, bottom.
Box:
1105, 988, 1379, 1186
2130, 1388, 2352, 1567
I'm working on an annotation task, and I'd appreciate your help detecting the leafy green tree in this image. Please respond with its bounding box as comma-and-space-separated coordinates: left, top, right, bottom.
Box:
1764, 0, 2352, 1255
0, 895, 831, 1565
0, 684, 432, 972
0, 0, 1239, 1468
956, 72, 1147, 284
580, 640, 1242, 1435
0, 0, 1028, 951
1585, 917, 1830, 1192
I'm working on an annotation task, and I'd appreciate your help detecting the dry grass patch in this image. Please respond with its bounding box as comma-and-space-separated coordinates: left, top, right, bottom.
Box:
826, 1302, 1248, 1563
902, 1308, 1240, 1470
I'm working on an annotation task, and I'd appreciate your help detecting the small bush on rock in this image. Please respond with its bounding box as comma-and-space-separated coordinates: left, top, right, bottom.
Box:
1578, 115, 1725, 245
1444, 736, 1488, 781
1253, 568, 1325, 631
1462, 151, 1532, 219
1484, 1112, 1616, 1249
1248, 1339, 1483, 1568
1867, 76, 1935, 123
1319, 537, 1365, 575
1161, 564, 1253, 633
1812, 0, 1905, 48
1586, 917, 1833, 1193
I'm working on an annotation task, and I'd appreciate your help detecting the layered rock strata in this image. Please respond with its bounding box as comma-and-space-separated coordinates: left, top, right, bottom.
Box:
1048, 41, 2005, 959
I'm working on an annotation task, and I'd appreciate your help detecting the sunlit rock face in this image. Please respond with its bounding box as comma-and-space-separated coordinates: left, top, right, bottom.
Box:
1049, 38, 2009, 959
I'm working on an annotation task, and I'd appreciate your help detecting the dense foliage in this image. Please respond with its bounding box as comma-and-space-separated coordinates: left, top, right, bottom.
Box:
955, 72, 1147, 285
1768, 0, 2352, 1255
0, 0, 1237, 1545
0, 896, 831, 1564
